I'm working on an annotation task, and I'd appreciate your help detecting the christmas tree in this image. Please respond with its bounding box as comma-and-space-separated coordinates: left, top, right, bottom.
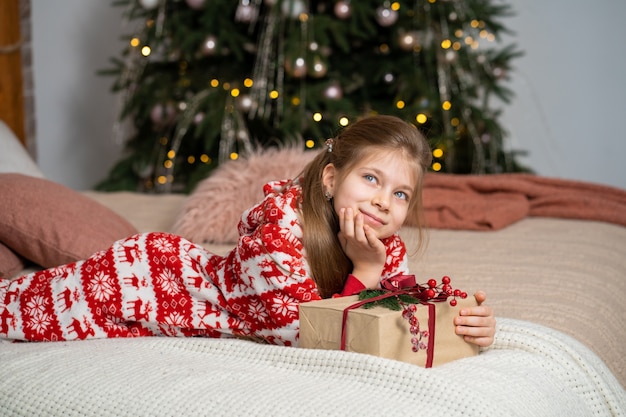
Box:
98, 0, 526, 193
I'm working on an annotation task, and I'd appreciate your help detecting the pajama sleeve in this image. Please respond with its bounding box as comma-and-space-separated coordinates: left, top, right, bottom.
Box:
221, 181, 321, 345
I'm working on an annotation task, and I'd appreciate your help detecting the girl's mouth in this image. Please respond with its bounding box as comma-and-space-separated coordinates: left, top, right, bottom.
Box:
360, 210, 385, 226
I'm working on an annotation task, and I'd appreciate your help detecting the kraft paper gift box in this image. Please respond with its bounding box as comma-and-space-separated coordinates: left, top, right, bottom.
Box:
298, 295, 479, 367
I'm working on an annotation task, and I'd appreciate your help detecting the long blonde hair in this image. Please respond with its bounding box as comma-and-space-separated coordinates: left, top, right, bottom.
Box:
300, 115, 432, 298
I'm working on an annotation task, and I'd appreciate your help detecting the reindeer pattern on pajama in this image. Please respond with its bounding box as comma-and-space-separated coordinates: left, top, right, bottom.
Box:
0, 179, 409, 345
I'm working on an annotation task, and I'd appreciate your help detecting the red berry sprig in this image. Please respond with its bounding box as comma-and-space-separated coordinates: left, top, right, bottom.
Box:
425, 275, 468, 306
403, 275, 467, 352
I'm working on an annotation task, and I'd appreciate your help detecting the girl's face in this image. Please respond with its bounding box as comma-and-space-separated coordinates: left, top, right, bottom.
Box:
323, 149, 418, 239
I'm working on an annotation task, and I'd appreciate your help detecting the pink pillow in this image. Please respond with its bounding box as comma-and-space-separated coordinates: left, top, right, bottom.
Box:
171, 146, 317, 244
0, 242, 25, 278
0, 173, 138, 269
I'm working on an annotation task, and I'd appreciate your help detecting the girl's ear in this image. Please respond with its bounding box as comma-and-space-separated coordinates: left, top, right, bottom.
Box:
321, 163, 336, 195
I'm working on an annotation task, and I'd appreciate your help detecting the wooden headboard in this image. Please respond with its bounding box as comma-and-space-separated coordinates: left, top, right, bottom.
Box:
0, 0, 26, 146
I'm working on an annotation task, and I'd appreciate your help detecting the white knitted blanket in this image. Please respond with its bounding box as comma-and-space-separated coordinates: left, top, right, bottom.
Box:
1, 318, 624, 417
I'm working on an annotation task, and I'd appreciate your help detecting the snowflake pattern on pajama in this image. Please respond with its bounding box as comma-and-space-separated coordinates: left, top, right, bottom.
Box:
0, 179, 408, 345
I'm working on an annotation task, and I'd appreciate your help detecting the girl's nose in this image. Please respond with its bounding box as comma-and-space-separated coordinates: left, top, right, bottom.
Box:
373, 194, 390, 211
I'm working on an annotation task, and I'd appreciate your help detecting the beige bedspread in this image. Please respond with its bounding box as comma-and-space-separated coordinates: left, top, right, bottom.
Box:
84, 191, 626, 388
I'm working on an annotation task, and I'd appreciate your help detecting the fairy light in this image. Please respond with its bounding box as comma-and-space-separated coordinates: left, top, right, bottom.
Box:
391, 2, 400, 10
441, 39, 452, 49
223, 82, 231, 90
453, 42, 462, 50
339, 117, 349, 126
433, 148, 444, 158
231, 88, 240, 97
243, 78, 254, 88
187, 156, 195, 164
164, 160, 173, 169
159, 136, 168, 145
451, 117, 460, 127
269, 90, 279, 99
141, 46, 151, 56
305, 139, 315, 148
210, 79, 220, 88
432, 162, 442, 171
313, 112, 323, 122
291, 96, 301, 106
416, 113, 427, 124
157, 175, 167, 184
455, 29, 463, 38
230, 152, 239, 160
200, 154, 210, 163
442, 101, 452, 111
396, 100, 405, 109
130, 37, 140, 47
167, 150, 176, 159
379, 44, 390, 53
471, 20, 480, 28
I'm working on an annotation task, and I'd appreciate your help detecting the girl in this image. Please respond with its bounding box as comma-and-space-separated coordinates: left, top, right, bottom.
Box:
0, 115, 495, 347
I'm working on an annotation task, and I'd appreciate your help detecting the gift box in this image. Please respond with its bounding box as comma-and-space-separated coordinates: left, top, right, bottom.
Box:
299, 294, 479, 367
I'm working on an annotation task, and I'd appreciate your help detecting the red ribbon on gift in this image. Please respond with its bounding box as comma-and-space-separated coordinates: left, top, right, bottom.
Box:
340, 275, 441, 368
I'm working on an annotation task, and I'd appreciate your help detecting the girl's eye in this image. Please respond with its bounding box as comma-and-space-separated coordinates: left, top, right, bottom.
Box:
395, 191, 409, 201
364, 174, 376, 183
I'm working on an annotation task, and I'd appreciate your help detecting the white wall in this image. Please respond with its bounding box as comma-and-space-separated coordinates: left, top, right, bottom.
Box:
500, 0, 626, 190
32, 0, 126, 190
31, 0, 626, 191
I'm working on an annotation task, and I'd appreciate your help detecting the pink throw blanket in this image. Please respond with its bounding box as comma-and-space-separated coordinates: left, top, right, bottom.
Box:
416, 173, 626, 230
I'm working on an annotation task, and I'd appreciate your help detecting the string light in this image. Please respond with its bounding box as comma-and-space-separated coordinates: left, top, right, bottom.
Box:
231, 88, 240, 97
130, 37, 140, 47
167, 150, 176, 159
396, 100, 405, 109
141, 46, 151, 56
339, 116, 349, 126
442, 101, 452, 111
210, 79, 219, 88
200, 154, 210, 163
243, 78, 254, 88
313, 112, 322, 122
441, 39, 451, 49
230, 152, 239, 160
269, 90, 279, 99
291, 96, 301, 106
416, 113, 427, 124
305, 139, 315, 148
187, 156, 196, 164
432, 162, 442, 171
433, 148, 444, 158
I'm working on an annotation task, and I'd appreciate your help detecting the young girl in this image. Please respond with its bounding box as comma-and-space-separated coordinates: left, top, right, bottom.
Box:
0, 115, 495, 347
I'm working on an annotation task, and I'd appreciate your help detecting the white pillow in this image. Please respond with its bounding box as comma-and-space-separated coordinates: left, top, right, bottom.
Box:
0, 120, 45, 178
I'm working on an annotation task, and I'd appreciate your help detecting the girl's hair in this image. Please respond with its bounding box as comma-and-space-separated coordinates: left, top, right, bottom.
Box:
300, 115, 432, 298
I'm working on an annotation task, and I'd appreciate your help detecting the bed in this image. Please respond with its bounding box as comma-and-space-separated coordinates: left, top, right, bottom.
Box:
1, 122, 625, 416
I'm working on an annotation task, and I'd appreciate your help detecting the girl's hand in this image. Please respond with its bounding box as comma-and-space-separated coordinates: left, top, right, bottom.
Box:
338, 207, 386, 289
453, 291, 496, 347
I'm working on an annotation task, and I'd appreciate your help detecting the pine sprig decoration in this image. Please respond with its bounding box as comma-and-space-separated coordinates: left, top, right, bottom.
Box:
358, 290, 422, 311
